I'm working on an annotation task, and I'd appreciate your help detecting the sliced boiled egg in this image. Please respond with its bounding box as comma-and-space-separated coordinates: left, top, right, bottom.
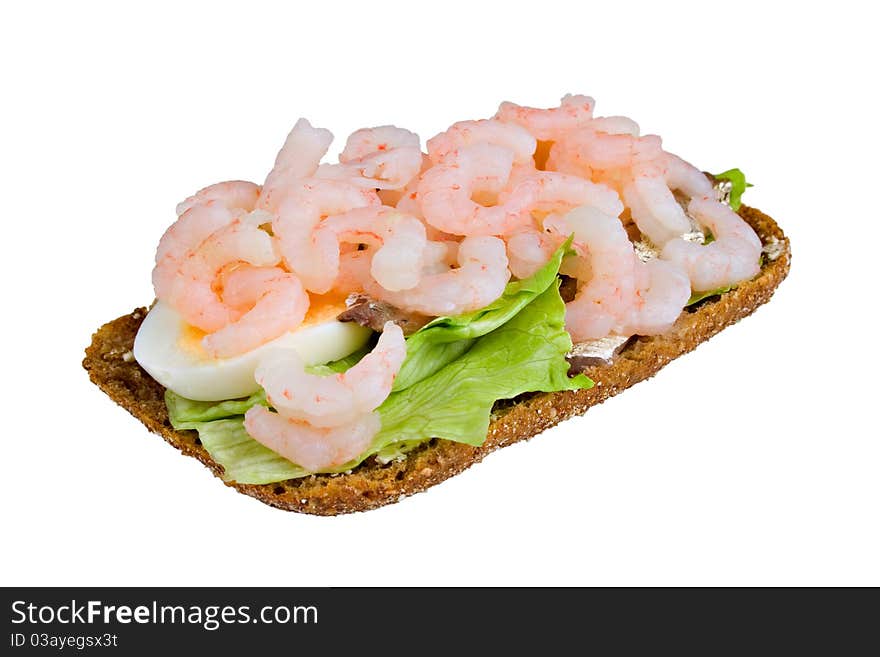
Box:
133, 296, 371, 402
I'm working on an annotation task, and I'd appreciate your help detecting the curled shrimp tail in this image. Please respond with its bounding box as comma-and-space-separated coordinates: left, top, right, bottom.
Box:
259, 119, 334, 212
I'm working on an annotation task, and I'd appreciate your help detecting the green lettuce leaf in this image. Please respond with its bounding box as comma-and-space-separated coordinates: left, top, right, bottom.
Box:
166, 389, 267, 430
686, 285, 733, 307
393, 238, 571, 390
713, 168, 753, 211
373, 281, 592, 447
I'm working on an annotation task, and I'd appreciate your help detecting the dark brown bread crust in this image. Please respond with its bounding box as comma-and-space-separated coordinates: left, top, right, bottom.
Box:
83, 205, 791, 515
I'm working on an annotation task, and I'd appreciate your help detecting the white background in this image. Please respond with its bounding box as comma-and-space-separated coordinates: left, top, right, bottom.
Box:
2, 1, 876, 586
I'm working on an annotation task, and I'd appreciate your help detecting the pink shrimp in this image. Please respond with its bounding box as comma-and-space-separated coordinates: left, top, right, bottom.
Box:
243, 410, 381, 473
316, 148, 423, 191
418, 144, 535, 236
421, 239, 459, 272
340, 125, 420, 161
588, 116, 641, 137
518, 171, 624, 218
660, 197, 762, 292
153, 201, 236, 295
160, 213, 281, 333
664, 153, 714, 201
332, 249, 372, 294
506, 229, 562, 279
252, 322, 406, 428
501, 172, 623, 279
544, 125, 685, 245
258, 118, 334, 213
388, 153, 432, 217
175, 180, 261, 216
201, 264, 310, 358
622, 174, 693, 246
494, 94, 596, 141
272, 179, 380, 294
549, 205, 690, 340
316, 125, 423, 190
426, 119, 536, 165
548, 128, 664, 183
329, 236, 444, 296
505, 159, 541, 189
620, 152, 716, 246
317, 206, 427, 292
369, 236, 510, 316
618, 259, 691, 336
551, 206, 637, 342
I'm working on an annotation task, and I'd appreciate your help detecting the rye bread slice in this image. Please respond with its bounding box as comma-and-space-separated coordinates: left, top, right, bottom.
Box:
83, 205, 791, 515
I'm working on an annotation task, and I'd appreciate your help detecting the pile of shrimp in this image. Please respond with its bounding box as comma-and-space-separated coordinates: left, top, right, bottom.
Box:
152, 95, 762, 470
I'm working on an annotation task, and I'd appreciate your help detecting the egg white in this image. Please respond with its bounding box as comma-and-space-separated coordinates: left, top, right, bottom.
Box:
133, 300, 372, 401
